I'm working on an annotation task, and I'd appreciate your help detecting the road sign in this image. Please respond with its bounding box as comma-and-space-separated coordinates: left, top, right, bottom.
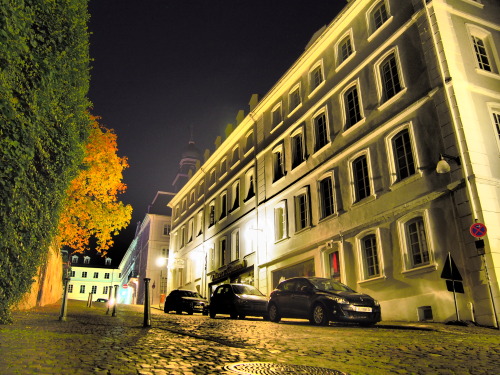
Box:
122, 284, 128, 289
446, 280, 464, 294
470, 222, 487, 238
441, 253, 462, 281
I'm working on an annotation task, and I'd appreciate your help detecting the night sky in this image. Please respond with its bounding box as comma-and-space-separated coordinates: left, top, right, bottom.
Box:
87, 0, 346, 258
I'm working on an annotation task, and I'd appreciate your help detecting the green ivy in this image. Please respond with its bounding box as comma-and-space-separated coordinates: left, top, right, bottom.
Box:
0, 0, 92, 323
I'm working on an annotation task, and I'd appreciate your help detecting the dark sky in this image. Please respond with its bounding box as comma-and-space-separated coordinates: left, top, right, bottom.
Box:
87, 0, 346, 257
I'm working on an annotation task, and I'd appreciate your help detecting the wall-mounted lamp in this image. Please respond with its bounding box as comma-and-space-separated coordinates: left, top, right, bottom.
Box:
436, 153, 461, 174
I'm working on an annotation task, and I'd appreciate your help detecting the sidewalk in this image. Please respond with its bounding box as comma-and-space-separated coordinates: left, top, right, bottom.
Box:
1, 300, 498, 375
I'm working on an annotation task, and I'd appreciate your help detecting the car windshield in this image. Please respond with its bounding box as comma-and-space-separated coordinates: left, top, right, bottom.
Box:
231, 285, 264, 296
182, 291, 203, 298
308, 279, 355, 293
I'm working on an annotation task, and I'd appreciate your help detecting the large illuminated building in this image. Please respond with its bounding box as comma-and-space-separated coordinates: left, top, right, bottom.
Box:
167, 0, 500, 325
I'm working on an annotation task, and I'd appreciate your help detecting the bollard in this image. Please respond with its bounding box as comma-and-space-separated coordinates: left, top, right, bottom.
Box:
59, 277, 70, 321
111, 285, 118, 317
87, 292, 93, 307
143, 278, 151, 327
106, 286, 113, 315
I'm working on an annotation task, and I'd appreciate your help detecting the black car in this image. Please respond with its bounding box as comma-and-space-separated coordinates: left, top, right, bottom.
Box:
164, 289, 209, 315
209, 284, 268, 319
268, 277, 381, 326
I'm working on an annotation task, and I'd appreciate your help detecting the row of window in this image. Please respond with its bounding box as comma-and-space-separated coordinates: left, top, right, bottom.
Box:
71, 255, 112, 266
70, 270, 116, 279
68, 285, 114, 294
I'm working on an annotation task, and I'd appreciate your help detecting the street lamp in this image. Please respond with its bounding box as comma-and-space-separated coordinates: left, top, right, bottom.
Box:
436, 153, 461, 174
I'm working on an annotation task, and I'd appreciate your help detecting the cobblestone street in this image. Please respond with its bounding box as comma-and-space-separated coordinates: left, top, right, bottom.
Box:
1, 300, 499, 374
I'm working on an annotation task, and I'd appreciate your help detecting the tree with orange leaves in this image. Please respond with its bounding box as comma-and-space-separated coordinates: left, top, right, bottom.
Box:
58, 115, 133, 255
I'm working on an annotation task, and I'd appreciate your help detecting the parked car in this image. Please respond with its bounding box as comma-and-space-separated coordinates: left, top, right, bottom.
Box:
209, 284, 268, 319
96, 298, 108, 303
268, 277, 381, 326
164, 289, 209, 315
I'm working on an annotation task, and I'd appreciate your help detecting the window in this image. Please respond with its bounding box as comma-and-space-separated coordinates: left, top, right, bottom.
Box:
209, 169, 216, 187
271, 103, 283, 128
187, 218, 194, 243
80, 285, 85, 294
231, 180, 240, 211
71, 255, 78, 263
198, 180, 205, 199
337, 33, 354, 66
406, 218, 430, 268
163, 223, 171, 236
219, 191, 227, 220
83, 256, 90, 264
70, 270, 75, 277
469, 26, 498, 74
232, 146, 240, 167
196, 210, 204, 236
313, 111, 329, 152
352, 154, 371, 202
272, 145, 285, 182
344, 84, 363, 128
104, 272, 110, 279
369, 1, 389, 34
181, 198, 187, 213
105, 258, 111, 265
379, 52, 403, 102
179, 226, 186, 248
91, 285, 97, 294
68, 284, 73, 293
189, 190, 195, 206
82, 271, 87, 278
289, 84, 301, 113
291, 126, 306, 168
245, 168, 255, 201
295, 187, 310, 231
231, 230, 240, 261
210, 247, 215, 271
361, 234, 380, 278
220, 238, 227, 267
309, 63, 324, 93
245, 131, 254, 154
318, 174, 335, 219
274, 201, 288, 242
491, 108, 500, 151
220, 158, 227, 176
103, 286, 109, 295
93, 272, 98, 279
208, 200, 216, 227
392, 128, 416, 181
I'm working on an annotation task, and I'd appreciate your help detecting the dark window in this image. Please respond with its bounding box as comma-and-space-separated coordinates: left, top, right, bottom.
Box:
407, 218, 429, 267
314, 113, 328, 151
209, 202, 215, 227
319, 177, 335, 218
392, 129, 415, 181
472, 36, 492, 72
310, 65, 323, 91
291, 131, 305, 168
295, 192, 310, 231
363, 235, 380, 278
380, 54, 402, 101
353, 155, 370, 201
289, 88, 301, 111
345, 86, 362, 128
339, 35, 353, 63
372, 2, 388, 31
273, 149, 285, 181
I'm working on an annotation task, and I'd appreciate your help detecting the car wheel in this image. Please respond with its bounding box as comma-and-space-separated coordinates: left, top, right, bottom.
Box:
268, 303, 281, 323
311, 304, 328, 326
209, 310, 216, 318
164, 305, 169, 313
230, 311, 238, 319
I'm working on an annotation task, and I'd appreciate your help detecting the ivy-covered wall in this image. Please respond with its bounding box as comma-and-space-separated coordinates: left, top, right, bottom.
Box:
0, 0, 92, 323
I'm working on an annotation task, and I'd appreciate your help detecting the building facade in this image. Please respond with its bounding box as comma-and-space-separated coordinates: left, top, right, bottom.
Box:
167, 0, 500, 325
67, 254, 121, 302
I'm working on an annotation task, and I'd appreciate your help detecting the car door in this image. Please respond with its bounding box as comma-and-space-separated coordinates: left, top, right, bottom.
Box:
289, 278, 313, 318
275, 280, 296, 317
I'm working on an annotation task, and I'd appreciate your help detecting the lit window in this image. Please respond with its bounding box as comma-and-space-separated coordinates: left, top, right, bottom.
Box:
245, 168, 255, 201
163, 223, 171, 236
80, 285, 85, 294
231, 230, 240, 261
272, 145, 285, 182
289, 85, 301, 112
309, 63, 324, 93
469, 27, 498, 73
219, 191, 227, 220
291, 126, 306, 168
295, 187, 310, 231
231, 180, 240, 211
392, 128, 416, 181
274, 201, 288, 242
318, 174, 335, 219
352, 154, 371, 202
271, 103, 283, 128
344, 85, 363, 128
313, 111, 329, 152
379, 52, 403, 102
361, 234, 380, 278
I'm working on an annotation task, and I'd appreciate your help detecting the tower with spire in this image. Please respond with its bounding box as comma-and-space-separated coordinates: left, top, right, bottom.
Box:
172, 131, 202, 192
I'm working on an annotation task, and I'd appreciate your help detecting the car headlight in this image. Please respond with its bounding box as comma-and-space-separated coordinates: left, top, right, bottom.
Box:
326, 296, 349, 304
373, 300, 380, 306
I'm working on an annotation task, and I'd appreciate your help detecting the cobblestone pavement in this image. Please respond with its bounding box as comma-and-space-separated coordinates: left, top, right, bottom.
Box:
1, 300, 499, 375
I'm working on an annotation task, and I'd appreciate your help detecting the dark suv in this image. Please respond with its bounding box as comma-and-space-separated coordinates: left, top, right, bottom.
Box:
164, 289, 208, 315
268, 277, 381, 326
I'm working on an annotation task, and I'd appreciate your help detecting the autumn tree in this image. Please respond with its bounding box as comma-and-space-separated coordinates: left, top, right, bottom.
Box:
58, 116, 133, 255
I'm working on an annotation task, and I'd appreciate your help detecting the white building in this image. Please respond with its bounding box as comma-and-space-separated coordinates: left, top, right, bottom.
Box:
168, 0, 500, 326
67, 254, 121, 302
